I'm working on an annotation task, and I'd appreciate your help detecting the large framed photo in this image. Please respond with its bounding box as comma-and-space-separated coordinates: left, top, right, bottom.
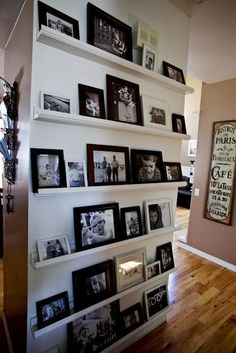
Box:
141, 95, 171, 131
73, 202, 120, 251
144, 198, 173, 234
38, 1, 80, 39
114, 248, 146, 292
131, 149, 164, 184
36, 291, 70, 329
106, 75, 142, 126
145, 261, 161, 280
120, 206, 143, 239
66, 161, 87, 188
37, 234, 71, 262
40, 91, 70, 113
30, 148, 67, 193
144, 283, 169, 320
172, 113, 187, 134
162, 61, 185, 84
72, 260, 115, 311
142, 44, 158, 71
87, 144, 130, 186
156, 242, 175, 273
163, 162, 183, 182
87, 3, 133, 61
67, 301, 120, 353
120, 303, 144, 336
78, 84, 105, 119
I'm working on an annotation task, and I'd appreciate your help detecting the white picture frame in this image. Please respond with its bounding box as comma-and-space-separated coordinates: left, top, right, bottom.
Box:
141, 95, 171, 131
142, 44, 158, 72
145, 260, 161, 280
65, 160, 87, 188
144, 198, 174, 234
40, 90, 71, 113
188, 139, 197, 157
37, 234, 71, 262
144, 282, 169, 320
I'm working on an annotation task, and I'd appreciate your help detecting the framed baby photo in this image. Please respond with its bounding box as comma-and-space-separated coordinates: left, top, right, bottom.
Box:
120, 303, 144, 336
36, 291, 70, 329
37, 234, 71, 262
73, 202, 120, 252
38, 1, 80, 39
162, 61, 185, 85
66, 161, 87, 188
106, 74, 142, 126
145, 261, 161, 280
72, 260, 115, 311
163, 162, 183, 182
144, 198, 174, 234
87, 143, 130, 186
172, 114, 187, 134
142, 44, 158, 71
141, 95, 171, 131
40, 91, 71, 113
144, 283, 169, 320
87, 2, 133, 61
156, 242, 175, 273
130, 149, 164, 184
78, 84, 106, 119
30, 148, 67, 193
120, 206, 143, 239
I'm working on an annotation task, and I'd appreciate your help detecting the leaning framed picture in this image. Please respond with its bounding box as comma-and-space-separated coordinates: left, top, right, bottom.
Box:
144, 283, 169, 320
87, 2, 133, 61
36, 291, 70, 329
145, 261, 161, 280
65, 161, 87, 188
72, 260, 115, 311
87, 143, 130, 186
30, 148, 67, 193
120, 303, 144, 336
163, 162, 183, 182
38, 1, 80, 39
162, 61, 185, 84
144, 198, 174, 234
120, 206, 143, 239
78, 84, 105, 119
188, 139, 197, 157
37, 234, 71, 262
106, 74, 142, 126
172, 113, 187, 134
142, 44, 158, 71
156, 242, 175, 273
114, 248, 146, 292
141, 95, 171, 130
73, 202, 120, 251
40, 91, 71, 113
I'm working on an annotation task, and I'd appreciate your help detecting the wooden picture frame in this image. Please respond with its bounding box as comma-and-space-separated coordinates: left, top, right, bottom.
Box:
65, 160, 87, 188
30, 148, 67, 193
141, 95, 171, 131
156, 242, 175, 273
106, 74, 142, 126
172, 113, 187, 134
162, 61, 185, 84
40, 91, 71, 113
78, 84, 106, 119
163, 162, 183, 182
142, 44, 158, 71
37, 234, 71, 262
144, 283, 169, 320
145, 261, 161, 280
144, 198, 174, 234
38, 1, 80, 39
87, 143, 130, 186
120, 206, 143, 239
87, 2, 133, 61
120, 303, 144, 336
73, 202, 120, 251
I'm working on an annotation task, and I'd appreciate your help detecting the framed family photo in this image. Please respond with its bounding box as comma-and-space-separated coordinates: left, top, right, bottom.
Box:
66, 161, 87, 188
163, 162, 183, 182
87, 3, 133, 61
172, 113, 187, 134
162, 61, 185, 84
40, 91, 71, 113
144, 198, 173, 234
120, 303, 144, 336
145, 261, 161, 280
144, 283, 169, 320
106, 75, 142, 126
37, 234, 71, 262
141, 95, 171, 130
73, 202, 120, 251
156, 242, 175, 273
78, 84, 105, 119
120, 206, 143, 239
142, 44, 158, 71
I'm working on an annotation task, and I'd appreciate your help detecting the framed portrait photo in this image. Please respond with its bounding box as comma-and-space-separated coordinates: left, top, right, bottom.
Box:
30, 148, 67, 193
87, 144, 130, 186
78, 84, 105, 119
73, 202, 120, 252
144, 198, 174, 234
144, 283, 169, 320
141, 95, 171, 131
142, 44, 158, 71
145, 261, 161, 280
36, 291, 70, 329
120, 303, 144, 336
188, 139, 197, 157
66, 161, 87, 188
120, 206, 143, 239
163, 162, 183, 182
40, 91, 71, 113
130, 149, 164, 184
162, 61, 185, 85
38, 1, 80, 39
37, 234, 71, 262
156, 242, 175, 273
87, 2, 133, 61
172, 113, 187, 134
106, 75, 142, 126
114, 248, 146, 292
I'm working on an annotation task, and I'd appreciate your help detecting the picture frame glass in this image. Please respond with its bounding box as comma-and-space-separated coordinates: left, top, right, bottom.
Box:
142, 95, 171, 130
144, 199, 173, 233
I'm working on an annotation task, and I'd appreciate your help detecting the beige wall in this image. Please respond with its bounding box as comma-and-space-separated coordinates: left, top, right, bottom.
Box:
187, 78, 236, 265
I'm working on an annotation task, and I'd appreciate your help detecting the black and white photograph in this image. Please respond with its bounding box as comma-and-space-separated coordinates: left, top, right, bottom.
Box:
156, 242, 175, 273
120, 303, 144, 335
172, 113, 187, 134
144, 198, 173, 234
142, 44, 158, 71
78, 84, 106, 119
163, 162, 183, 182
142, 95, 171, 130
144, 283, 169, 320
66, 161, 87, 188
41, 92, 70, 113
163, 61, 185, 84
37, 234, 71, 262
145, 261, 161, 280
120, 206, 143, 239
188, 139, 197, 157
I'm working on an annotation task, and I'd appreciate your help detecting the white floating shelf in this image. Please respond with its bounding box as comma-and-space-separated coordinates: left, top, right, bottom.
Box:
37, 26, 194, 95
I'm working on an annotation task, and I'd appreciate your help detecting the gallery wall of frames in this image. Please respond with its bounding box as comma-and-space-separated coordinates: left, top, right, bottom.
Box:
27, 1, 193, 352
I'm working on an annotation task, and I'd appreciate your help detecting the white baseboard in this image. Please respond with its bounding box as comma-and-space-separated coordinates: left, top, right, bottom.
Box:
2, 312, 14, 353
177, 241, 236, 272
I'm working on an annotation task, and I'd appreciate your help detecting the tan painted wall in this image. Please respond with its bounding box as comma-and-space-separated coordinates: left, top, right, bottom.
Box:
187, 78, 236, 265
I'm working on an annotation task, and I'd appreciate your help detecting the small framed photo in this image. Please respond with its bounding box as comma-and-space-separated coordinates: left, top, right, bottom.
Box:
40, 91, 70, 113
145, 261, 161, 280
106, 74, 142, 126
130, 149, 164, 184
144, 198, 173, 234
72, 260, 115, 311
38, 1, 80, 39
172, 113, 187, 134
163, 162, 183, 182
30, 148, 67, 193
73, 202, 120, 251
66, 161, 87, 188
120, 303, 144, 336
188, 139, 197, 157
142, 44, 158, 71
144, 283, 169, 320
37, 234, 71, 262
36, 291, 70, 329
87, 3, 133, 61
87, 144, 130, 186
114, 248, 146, 292
120, 206, 143, 239
141, 95, 171, 130
156, 242, 175, 273
162, 61, 185, 84
78, 84, 105, 119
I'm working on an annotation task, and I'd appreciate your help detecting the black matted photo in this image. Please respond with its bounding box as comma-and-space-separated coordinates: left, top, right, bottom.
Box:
163, 162, 183, 182
41, 91, 70, 113
37, 234, 71, 262
120, 206, 143, 239
172, 114, 187, 134
144, 198, 173, 234
120, 303, 144, 336
78, 84, 105, 119
162, 61, 185, 84
156, 242, 175, 273
144, 283, 169, 320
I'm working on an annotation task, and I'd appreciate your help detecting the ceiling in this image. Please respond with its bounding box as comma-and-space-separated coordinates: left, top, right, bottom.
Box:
0, 0, 235, 83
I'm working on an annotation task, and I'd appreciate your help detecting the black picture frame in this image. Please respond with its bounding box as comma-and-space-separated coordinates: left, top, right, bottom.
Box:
78, 84, 106, 119
87, 143, 130, 186
130, 149, 164, 184
172, 113, 187, 134
36, 291, 70, 329
87, 2, 133, 62
73, 202, 120, 252
144, 283, 169, 320
120, 206, 143, 239
106, 74, 142, 126
156, 242, 175, 273
72, 260, 115, 311
38, 1, 80, 39
30, 148, 67, 193
162, 61, 185, 84
163, 162, 183, 182
120, 303, 144, 336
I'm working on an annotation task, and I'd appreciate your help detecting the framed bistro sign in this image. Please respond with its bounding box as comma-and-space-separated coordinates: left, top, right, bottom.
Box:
204, 120, 236, 225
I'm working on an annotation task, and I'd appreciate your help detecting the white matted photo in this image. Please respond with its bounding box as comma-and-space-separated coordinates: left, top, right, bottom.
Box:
37, 234, 71, 262
188, 139, 197, 157
144, 198, 173, 234
142, 44, 158, 71
66, 161, 87, 188
141, 95, 171, 130
40, 91, 71, 113
145, 261, 161, 280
